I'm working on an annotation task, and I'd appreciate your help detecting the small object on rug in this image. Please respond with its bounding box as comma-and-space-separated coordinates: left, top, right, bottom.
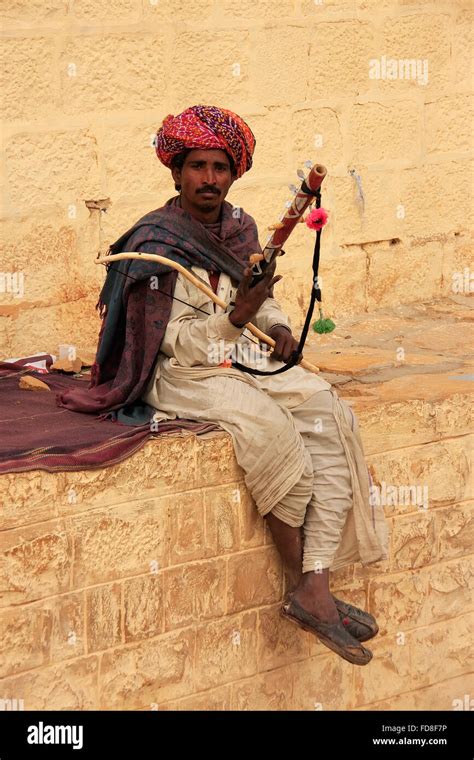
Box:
19, 375, 51, 392
50, 357, 83, 373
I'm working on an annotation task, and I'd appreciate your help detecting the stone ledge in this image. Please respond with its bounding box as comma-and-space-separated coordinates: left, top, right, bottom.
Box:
0, 296, 472, 709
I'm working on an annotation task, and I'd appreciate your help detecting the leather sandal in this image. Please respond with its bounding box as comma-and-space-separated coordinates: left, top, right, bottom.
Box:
333, 596, 379, 642
281, 593, 373, 666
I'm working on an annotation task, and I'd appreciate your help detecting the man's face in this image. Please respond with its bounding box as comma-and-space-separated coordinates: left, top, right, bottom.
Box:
171, 148, 236, 218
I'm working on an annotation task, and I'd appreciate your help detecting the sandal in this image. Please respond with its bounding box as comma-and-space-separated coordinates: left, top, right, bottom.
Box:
333, 596, 379, 642
281, 593, 373, 666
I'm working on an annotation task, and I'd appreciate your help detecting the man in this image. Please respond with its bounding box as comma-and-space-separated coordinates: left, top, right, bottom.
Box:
59, 105, 388, 666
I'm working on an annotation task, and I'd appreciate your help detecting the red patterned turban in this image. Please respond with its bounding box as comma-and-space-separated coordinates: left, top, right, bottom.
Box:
155, 105, 256, 179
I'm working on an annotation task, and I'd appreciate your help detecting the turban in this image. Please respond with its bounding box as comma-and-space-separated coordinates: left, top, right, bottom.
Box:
155, 105, 256, 179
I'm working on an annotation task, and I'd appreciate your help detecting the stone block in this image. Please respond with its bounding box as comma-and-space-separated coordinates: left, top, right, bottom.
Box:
410, 615, 472, 689
69, 498, 169, 588
290, 653, 355, 710
368, 437, 472, 517
390, 512, 436, 570
254, 26, 310, 106
167, 490, 207, 565
436, 502, 474, 562
367, 240, 443, 309
0, 656, 98, 710
0, 38, 58, 122
308, 21, 377, 99
123, 573, 164, 643
86, 583, 121, 653
425, 95, 474, 156
354, 634, 412, 706
231, 665, 295, 711
0, 519, 72, 606
226, 547, 281, 613
204, 485, 240, 556
159, 684, 231, 711
5, 130, 103, 209
163, 558, 226, 631
194, 611, 257, 690
99, 628, 195, 709
60, 34, 166, 115
171, 32, 250, 109
257, 604, 310, 671
348, 101, 421, 165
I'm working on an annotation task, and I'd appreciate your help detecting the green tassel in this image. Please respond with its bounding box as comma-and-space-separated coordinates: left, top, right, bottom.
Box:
313, 306, 336, 334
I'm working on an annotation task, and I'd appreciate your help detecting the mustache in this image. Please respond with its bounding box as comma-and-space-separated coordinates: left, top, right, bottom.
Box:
197, 186, 220, 195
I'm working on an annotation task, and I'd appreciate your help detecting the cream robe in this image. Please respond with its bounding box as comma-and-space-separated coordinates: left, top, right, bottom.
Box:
143, 267, 389, 570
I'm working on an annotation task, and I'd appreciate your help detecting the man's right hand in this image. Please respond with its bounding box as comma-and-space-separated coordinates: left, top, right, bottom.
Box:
229, 260, 283, 327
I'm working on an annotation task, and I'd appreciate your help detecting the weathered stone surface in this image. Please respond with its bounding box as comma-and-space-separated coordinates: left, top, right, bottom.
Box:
0, 37, 58, 121
0, 471, 61, 530
379, 13, 451, 92
99, 629, 195, 709
159, 684, 232, 711
227, 547, 281, 613
354, 633, 411, 706
308, 21, 377, 100
195, 433, 243, 487
70, 0, 140, 22
86, 583, 121, 653
368, 556, 474, 633
60, 35, 166, 115
194, 612, 258, 691
58, 435, 197, 517
349, 101, 421, 165
409, 615, 473, 690
69, 498, 169, 588
257, 604, 310, 671
368, 438, 472, 517
167, 490, 207, 565
47, 592, 85, 664
0, 656, 98, 710
5, 130, 103, 208
231, 665, 295, 711
426, 95, 474, 155
0, 519, 72, 606
357, 673, 474, 711
436, 502, 474, 561
163, 559, 226, 631
238, 488, 265, 549
204, 485, 240, 556
170, 31, 250, 109
290, 654, 356, 711
0, 605, 52, 677
123, 574, 163, 644
254, 26, 310, 106
1, 0, 67, 26
391, 512, 436, 570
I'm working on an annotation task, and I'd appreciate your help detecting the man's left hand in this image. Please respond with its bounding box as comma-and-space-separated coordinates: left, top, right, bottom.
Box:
268, 325, 303, 364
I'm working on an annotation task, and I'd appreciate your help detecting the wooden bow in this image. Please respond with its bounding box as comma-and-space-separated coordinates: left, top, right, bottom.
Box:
95, 252, 320, 374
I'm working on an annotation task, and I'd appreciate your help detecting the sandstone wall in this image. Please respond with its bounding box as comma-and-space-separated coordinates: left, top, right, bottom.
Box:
1, 0, 472, 357
1, 391, 472, 709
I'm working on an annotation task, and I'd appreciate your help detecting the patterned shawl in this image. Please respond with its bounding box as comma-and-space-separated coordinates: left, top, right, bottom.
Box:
56, 197, 261, 421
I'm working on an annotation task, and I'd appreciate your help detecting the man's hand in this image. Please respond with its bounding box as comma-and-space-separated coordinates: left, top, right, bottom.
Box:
229, 260, 282, 328
268, 325, 303, 364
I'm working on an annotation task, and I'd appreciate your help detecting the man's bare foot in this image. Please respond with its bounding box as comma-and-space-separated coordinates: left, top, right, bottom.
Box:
291, 587, 339, 625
